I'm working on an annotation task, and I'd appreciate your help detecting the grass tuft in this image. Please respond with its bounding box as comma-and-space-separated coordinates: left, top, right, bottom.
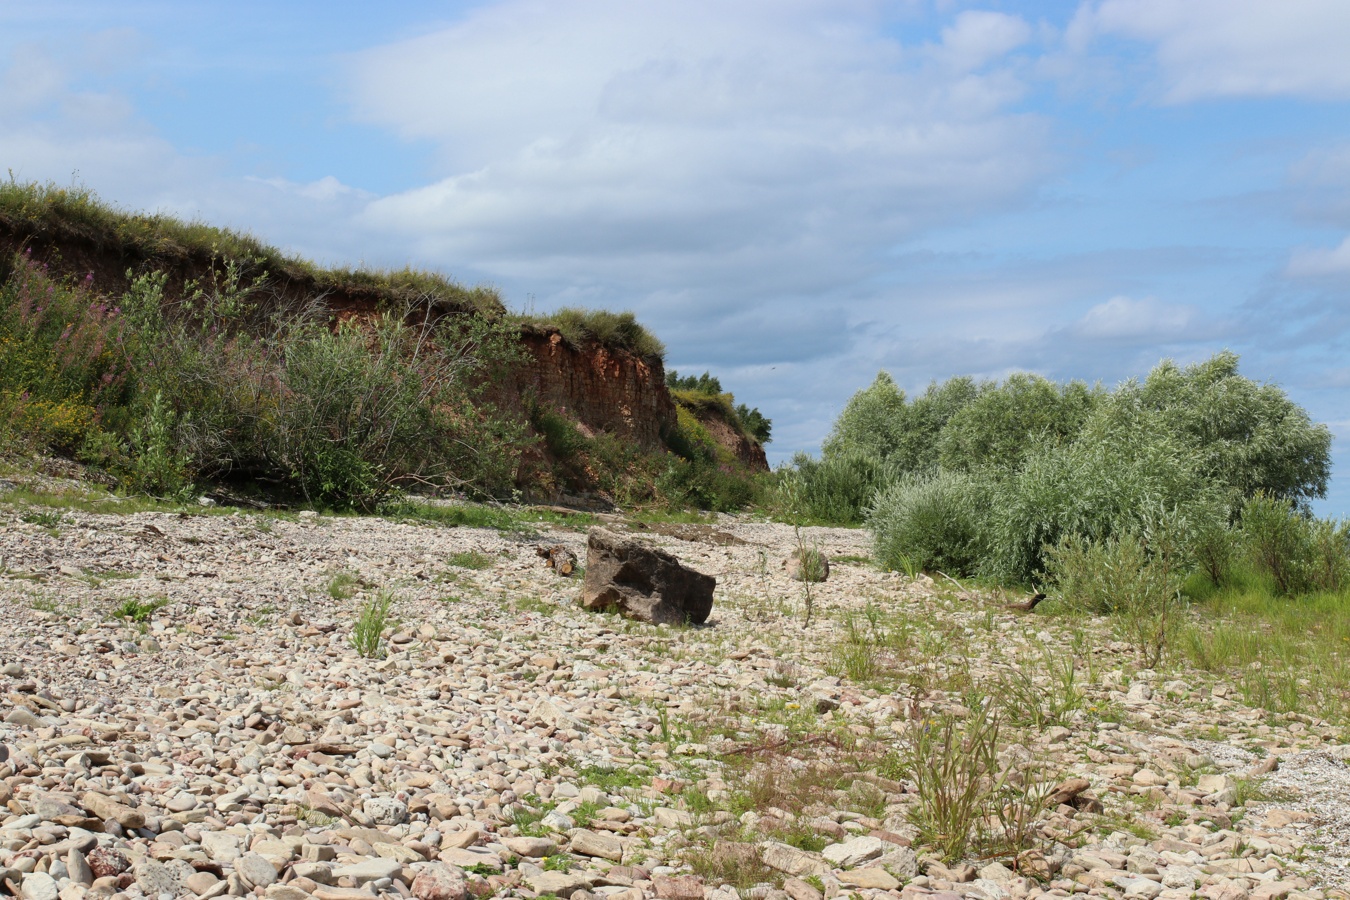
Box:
352, 590, 397, 659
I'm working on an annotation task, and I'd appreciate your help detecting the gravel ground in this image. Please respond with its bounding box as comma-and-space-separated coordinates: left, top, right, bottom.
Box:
2, 474, 1348, 900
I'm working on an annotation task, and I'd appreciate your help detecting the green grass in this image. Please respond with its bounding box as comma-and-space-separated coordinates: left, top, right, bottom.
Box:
574, 763, 648, 794
508, 800, 554, 837
526, 307, 665, 361
447, 550, 495, 570
0, 481, 207, 517
1175, 571, 1350, 723
326, 571, 362, 600
512, 596, 556, 616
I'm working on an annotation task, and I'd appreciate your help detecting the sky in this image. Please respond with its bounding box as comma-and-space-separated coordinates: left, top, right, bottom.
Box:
3, 1, 1350, 510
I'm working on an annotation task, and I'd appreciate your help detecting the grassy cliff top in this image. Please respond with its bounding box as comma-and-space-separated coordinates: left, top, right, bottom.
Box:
0, 181, 667, 361
0, 180, 512, 316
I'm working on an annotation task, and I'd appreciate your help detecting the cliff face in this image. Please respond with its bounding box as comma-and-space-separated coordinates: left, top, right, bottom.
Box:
516, 329, 676, 447
689, 402, 770, 471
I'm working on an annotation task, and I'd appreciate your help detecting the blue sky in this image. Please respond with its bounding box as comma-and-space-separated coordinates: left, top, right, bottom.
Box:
4, 1, 1350, 511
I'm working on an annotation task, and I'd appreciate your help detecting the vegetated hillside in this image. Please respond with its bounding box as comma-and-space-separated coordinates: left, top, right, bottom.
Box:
0, 181, 769, 509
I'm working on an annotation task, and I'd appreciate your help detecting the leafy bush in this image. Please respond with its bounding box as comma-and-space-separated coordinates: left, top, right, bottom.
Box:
734, 402, 772, 444
263, 311, 526, 508
867, 470, 988, 576
891, 376, 985, 473
821, 371, 910, 465
1190, 513, 1237, 587
984, 406, 1225, 583
666, 370, 723, 394
1136, 352, 1331, 510
656, 457, 760, 512
1306, 517, 1350, 594
655, 408, 761, 511
1044, 506, 1195, 665
122, 390, 195, 499
532, 407, 588, 461
0, 246, 530, 507
0, 254, 130, 455
776, 450, 901, 525
1238, 494, 1310, 596
1237, 494, 1350, 596
938, 374, 1098, 473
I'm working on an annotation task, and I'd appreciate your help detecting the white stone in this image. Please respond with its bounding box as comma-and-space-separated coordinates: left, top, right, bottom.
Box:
821, 836, 884, 869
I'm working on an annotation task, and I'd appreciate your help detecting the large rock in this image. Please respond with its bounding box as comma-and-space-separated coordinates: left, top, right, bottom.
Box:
569, 829, 624, 861
412, 863, 468, 900
784, 548, 829, 582
822, 836, 884, 868
581, 528, 715, 625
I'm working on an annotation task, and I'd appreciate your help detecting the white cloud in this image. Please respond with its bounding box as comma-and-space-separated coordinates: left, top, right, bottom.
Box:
1075, 295, 1196, 339
1069, 0, 1350, 102
1287, 236, 1350, 278
0, 32, 390, 267
349, 0, 1051, 299
934, 10, 1033, 72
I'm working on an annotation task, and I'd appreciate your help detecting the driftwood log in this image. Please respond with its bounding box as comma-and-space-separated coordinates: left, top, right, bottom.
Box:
536, 544, 578, 576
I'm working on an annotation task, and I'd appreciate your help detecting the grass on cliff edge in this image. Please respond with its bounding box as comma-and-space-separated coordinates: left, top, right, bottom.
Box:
0, 179, 505, 316
526, 306, 666, 362
1, 179, 669, 360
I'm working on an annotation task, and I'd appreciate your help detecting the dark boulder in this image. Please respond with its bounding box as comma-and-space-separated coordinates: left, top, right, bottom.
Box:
581, 528, 715, 625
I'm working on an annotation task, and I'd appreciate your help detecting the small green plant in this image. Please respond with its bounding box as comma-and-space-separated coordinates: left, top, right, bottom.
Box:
657, 706, 672, 743
792, 546, 829, 583
352, 590, 397, 659
508, 802, 551, 837
512, 595, 555, 616
1232, 775, 1286, 806
831, 633, 881, 683
326, 570, 361, 600
447, 550, 495, 570
20, 509, 64, 527
997, 643, 1085, 728
110, 597, 169, 622
541, 854, 574, 872
248, 605, 277, 627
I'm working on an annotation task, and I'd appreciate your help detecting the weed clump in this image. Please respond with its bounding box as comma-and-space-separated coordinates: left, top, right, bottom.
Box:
351, 590, 397, 659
